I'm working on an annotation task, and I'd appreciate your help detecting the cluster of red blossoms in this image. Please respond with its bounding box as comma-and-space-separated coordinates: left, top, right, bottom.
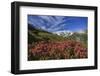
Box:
28, 40, 87, 60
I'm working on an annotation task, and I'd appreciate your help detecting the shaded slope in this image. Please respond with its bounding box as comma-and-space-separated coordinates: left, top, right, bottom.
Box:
28, 24, 67, 44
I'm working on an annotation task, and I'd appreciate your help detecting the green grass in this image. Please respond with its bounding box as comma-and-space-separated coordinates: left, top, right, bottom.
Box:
28, 25, 68, 44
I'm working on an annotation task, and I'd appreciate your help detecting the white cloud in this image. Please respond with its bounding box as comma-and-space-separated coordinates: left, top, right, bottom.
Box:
28, 16, 70, 32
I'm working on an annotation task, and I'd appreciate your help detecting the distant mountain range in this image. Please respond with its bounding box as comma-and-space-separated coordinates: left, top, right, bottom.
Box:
52, 30, 73, 37
28, 23, 87, 47
52, 30, 86, 37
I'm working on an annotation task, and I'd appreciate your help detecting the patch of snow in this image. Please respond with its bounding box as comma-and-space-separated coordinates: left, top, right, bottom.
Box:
52, 30, 73, 37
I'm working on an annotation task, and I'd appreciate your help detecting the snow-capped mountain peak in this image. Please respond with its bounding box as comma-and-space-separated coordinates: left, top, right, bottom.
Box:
52, 30, 73, 37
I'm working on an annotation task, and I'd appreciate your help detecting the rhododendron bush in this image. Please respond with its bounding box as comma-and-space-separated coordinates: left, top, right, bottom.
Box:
28, 40, 87, 60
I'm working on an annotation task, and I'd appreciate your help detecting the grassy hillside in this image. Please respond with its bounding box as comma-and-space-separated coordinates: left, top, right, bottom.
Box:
28, 24, 88, 60
66, 32, 87, 47
28, 24, 67, 44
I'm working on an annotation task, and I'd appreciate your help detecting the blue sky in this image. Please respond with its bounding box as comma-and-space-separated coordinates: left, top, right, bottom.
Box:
28, 15, 88, 32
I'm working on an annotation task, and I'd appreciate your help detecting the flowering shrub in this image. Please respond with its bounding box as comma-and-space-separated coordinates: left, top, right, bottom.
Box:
28, 40, 87, 60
